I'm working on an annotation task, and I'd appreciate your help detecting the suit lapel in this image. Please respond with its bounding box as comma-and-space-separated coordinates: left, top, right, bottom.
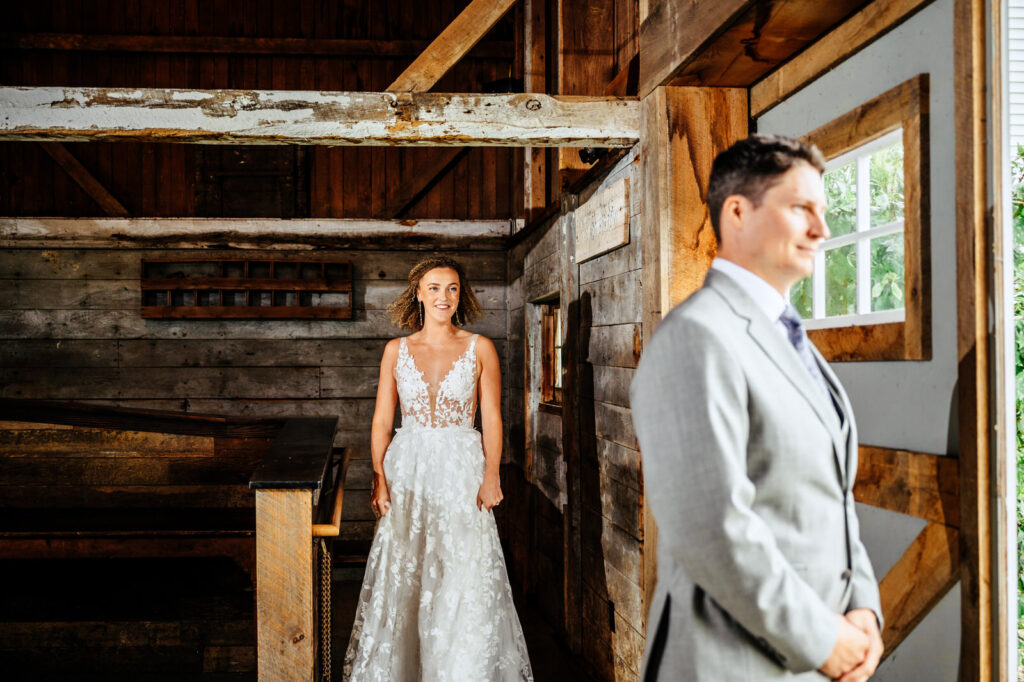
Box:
705, 271, 848, 483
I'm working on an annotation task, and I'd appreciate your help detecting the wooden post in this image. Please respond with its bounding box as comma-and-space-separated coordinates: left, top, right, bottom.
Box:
954, 0, 996, 678
522, 0, 547, 223
255, 489, 314, 682
637, 86, 747, 626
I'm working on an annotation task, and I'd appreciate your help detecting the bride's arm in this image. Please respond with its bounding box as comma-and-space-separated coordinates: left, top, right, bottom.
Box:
477, 336, 504, 511
370, 338, 400, 516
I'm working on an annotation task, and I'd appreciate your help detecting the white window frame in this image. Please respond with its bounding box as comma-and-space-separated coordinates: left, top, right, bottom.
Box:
802, 128, 907, 331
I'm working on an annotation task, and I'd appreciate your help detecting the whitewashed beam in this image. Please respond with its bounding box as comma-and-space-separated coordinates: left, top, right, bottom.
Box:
0, 87, 640, 148
0, 218, 511, 249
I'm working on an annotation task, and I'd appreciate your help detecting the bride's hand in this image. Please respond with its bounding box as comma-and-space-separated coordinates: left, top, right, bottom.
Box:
371, 473, 391, 518
476, 475, 503, 512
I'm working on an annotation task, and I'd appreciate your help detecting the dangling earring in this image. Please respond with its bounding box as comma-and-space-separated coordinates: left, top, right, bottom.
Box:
418, 299, 424, 327
455, 306, 463, 326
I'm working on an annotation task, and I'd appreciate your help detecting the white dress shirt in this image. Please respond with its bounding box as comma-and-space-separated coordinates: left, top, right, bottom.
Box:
710, 258, 790, 340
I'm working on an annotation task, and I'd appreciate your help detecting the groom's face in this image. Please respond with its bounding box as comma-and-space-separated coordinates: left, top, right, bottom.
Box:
735, 162, 830, 292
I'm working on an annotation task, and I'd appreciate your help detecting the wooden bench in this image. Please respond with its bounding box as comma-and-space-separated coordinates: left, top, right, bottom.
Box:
0, 399, 349, 681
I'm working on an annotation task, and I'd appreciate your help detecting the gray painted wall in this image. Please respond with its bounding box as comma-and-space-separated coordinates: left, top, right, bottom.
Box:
756, 0, 960, 678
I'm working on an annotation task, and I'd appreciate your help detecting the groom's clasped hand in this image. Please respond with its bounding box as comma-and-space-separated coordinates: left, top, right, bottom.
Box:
823, 609, 883, 681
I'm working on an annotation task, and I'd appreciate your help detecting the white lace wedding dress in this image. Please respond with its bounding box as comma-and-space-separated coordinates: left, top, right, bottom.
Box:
343, 333, 534, 681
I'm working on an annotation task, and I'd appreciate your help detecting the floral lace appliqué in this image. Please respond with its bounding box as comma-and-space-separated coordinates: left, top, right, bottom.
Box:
395, 334, 479, 429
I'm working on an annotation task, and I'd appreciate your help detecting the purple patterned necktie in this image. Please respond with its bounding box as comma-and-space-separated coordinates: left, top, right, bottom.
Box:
778, 304, 834, 407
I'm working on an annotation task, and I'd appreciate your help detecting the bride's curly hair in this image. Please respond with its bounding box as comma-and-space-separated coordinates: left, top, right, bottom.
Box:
388, 255, 484, 331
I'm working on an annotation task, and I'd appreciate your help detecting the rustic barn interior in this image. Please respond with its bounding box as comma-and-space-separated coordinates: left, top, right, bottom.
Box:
0, 0, 1015, 680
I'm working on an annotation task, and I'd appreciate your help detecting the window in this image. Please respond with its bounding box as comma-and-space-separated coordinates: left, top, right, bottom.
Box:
791, 129, 907, 329
795, 74, 931, 361
540, 300, 562, 406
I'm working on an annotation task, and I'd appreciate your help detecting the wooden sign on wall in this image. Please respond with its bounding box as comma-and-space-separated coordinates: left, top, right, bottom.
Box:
574, 177, 630, 263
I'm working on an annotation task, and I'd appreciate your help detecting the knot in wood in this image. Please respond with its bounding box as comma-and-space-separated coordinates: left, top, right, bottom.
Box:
525, 99, 542, 111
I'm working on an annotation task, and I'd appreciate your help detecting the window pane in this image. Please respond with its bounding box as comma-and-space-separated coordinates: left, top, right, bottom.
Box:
870, 232, 905, 311
825, 244, 857, 317
790, 276, 812, 319
824, 161, 857, 237
869, 142, 904, 227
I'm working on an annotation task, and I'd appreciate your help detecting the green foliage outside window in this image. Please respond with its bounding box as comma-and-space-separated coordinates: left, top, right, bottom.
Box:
1011, 145, 1024, 672
825, 161, 857, 237
790, 141, 907, 318
870, 144, 905, 227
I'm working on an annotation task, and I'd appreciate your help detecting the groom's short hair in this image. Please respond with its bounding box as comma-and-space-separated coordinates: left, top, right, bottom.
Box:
707, 134, 826, 241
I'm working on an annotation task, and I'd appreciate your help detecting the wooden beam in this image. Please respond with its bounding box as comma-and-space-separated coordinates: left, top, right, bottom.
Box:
853, 446, 959, 527
388, 0, 518, 93
750, 0, 934, 116
637, 0, 754, 99
954, 0, 993, 677
668, 1, 874, 90
878, 521, 960, 659
374, 149, 468, 219
254, 489, 314, 682
0, 32, 513, 59
0, 217, 511, 249
38, 143, 129, 217
0, 87, 639, 148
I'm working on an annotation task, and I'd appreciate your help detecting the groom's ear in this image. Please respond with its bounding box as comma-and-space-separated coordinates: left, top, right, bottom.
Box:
719, 194, 747, 237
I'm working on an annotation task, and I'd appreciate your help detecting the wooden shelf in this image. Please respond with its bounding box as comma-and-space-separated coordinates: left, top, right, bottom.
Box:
140, 257, 353, 320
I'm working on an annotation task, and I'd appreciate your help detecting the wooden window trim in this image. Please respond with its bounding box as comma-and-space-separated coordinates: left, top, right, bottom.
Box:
801, 73, 931, 362
539, 300, 562, 407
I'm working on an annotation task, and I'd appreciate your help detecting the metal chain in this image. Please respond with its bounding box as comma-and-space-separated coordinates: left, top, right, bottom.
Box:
318, 538, 332, 681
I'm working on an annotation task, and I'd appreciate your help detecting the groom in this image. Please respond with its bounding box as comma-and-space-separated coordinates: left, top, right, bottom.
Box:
630, 135, 883, 681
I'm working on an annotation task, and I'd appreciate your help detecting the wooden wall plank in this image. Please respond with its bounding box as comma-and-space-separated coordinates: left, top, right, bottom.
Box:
0, 308, 507, 340
0, 248, 507, 281
0, 367, 321, 400
0, 427, 214, 458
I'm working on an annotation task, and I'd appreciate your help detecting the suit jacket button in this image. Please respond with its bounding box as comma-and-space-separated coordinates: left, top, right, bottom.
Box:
841, 569, 852, 580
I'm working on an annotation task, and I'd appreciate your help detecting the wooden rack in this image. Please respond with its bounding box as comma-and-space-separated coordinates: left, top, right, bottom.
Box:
140, 257, 353, 319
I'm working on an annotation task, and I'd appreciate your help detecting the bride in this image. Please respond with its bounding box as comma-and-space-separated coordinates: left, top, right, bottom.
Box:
343, 256, 533, 681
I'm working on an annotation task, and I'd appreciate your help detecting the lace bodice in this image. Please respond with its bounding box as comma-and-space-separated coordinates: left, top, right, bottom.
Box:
395, 334, 479, 429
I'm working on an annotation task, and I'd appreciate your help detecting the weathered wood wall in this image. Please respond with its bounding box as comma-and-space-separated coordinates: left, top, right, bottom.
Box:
505, 147, 644, 682
575, 150, 644, 682
0, 0, 518, 219
499, 3, 644, 680
0, 241, 508, 544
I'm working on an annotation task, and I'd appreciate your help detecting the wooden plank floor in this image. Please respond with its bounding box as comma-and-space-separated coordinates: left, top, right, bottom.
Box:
0, 554, 589, 681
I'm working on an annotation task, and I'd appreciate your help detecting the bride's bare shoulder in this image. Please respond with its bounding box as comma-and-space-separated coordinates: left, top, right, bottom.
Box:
381, 337, 404, 361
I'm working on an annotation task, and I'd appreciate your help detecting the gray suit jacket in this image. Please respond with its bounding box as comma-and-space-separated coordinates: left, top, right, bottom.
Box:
630, 270, 882, 681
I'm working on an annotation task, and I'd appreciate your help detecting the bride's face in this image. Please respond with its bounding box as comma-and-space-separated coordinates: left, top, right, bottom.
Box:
417, 267, 461, 325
